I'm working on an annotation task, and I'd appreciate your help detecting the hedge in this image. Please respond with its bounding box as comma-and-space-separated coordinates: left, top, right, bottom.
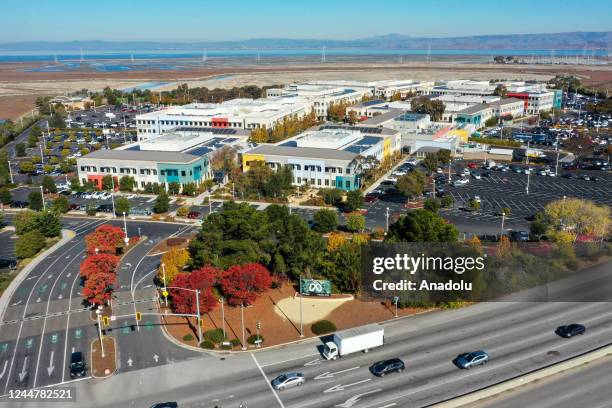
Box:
204, 328, 226, 344
311, 320, 336, 335
200, 340, 215, 349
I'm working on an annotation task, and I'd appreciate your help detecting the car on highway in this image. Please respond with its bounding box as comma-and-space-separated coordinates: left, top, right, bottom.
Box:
370, 358, 405, 377
555, 323, 586, 338
453, 351, 489, 369
69, 352, 86, 378
149, 403, 178, 408
271, 372, 305, 390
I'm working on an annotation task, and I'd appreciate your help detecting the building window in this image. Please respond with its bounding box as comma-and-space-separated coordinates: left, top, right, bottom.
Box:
346, 168, 351, 174
331, 180, 336, 187
346, 180, 351, 189
325, 179, 329, 186
297, 177, 301, 183
181, 171, 186, 177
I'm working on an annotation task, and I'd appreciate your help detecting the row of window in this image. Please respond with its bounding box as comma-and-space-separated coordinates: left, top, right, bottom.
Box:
294, 177, 351, 189
136, 119, 243, 128
285, 163, 351, 174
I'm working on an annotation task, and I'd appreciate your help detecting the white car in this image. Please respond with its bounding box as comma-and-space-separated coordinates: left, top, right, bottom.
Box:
56, 183, 70, 190
452, 178, 469, 187
126, 193, 136, 199
82, 192, 93, 199
99, 192, 111, 200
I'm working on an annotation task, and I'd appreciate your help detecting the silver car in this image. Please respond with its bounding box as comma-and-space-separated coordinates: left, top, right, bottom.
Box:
271, 372, 305, 390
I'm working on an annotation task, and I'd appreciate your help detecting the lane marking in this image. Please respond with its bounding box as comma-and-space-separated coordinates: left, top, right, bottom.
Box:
324, 379, 372, 393
335, 388, 383, 408
315, 366, 360, 380
251, 353, 286, 408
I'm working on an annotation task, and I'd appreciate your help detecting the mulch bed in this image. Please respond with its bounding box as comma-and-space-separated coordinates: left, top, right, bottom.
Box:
91, 337, 116, 378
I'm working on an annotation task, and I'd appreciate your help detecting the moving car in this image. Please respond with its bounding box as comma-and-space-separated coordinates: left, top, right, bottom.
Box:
271, 373, 305, 390
453, 351, 489, 369
150, 403, 178, 408
69, 352, 86, 378
555, 324, 586, 338
370, 358, 405, 377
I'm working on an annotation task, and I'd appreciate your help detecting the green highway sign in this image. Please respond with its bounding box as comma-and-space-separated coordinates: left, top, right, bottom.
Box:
75, 329, 82, 339
50, 333, 59, 344
25, 339, 33, 349
0, 343, 8, 353
145, 321, 154, 331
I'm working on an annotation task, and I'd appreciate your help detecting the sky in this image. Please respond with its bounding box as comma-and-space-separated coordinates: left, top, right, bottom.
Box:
2, 0, 611, 42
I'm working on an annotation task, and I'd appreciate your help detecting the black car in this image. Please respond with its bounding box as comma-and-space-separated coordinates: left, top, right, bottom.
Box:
561, 173, 576, 179
150, 403, 178, 408
370, 358, 405, 377
10, 200, 28, 208
481, 171, 491, 178
0, 258, 17, 271
69, 352, 86, 378
556, 324, 586, 338
509, 230, 530, 242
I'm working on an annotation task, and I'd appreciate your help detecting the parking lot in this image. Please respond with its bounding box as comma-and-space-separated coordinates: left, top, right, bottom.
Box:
444, 165, 612, 220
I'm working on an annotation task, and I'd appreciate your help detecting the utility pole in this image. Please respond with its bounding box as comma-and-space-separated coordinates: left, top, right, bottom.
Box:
220, 297, 226, 340
195, 289, 202, 344
96, 308, 105, 358
240, 303, 247, 350
161, 263, 168, 307
299, 278, 304, 338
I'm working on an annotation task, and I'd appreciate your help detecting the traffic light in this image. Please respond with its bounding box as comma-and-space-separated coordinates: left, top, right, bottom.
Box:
103, 316, 110, 327
135, 312, 142, 321
256, 321, 261, 330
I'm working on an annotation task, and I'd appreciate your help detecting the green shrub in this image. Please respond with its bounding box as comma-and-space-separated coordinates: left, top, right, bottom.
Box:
230, 338, 241, 347
176, 206, 189, 217
311, 320, 336, 335
85, 204, 97, 216
200, 340, 215, 349
15, 230, 46, 259
204, 328, 226, 344
182, 334, 194, 342
220, 344, 232, 350
247, 334, 264, 345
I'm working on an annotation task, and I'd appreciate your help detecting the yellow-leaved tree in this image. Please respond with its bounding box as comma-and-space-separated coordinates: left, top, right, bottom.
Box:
157, 247, 191, 285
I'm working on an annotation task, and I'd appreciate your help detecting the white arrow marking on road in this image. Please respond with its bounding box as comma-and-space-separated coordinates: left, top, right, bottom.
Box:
315, 366, 360, 380
143, 284, 153, 289
47, 351, 55, 376
66, 273, 71, 278
153, 354, 159, 363
11, 300, 22, 306
18, 356, 28, 382
36, 297, 41, 303
0, 360, 7, 379
47, 274, 53, 279
58, 294, 63, 300
334, 388, 382, 407
125, 262, 132, 267
26, 275, 38, 280
65, 255, 70, 259
374, 404, 396, 408
324, 379, 372, 393
127, 358, 133, 367
304, 358, 323, 366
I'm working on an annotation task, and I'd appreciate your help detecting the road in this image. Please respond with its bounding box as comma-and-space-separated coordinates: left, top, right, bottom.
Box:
470, 355, 612, 408
0, 217, 200, 395
2, 259, 611, 408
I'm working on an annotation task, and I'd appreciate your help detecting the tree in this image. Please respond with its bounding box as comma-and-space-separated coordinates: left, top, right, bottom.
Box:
411, 97, 445, 121
28, 191, 43, 211
347, 110, 358, 125
15, 230, 45, 258
0, 187, 11, 205
79, 253, 119, 281
211, 146, 238, 173
345, 213, 366, 232
41, 176, 57, 193
424, 198, 440, 213
321, 241, 362, 293
101, 175, 114, 191
542, 198, 611, 242
85, 224, 125, 254
0, 149, 11, 185
27, 133, 38, 148
82, 269, 117, 307
115, 197, 130, 216
157, 247, 191, 285
396, 171, 426, 198
19, 161, 35, 174
441, 195, 454, 208
344, 190, 364, 212
15, 143, 26, 157
153, 191, 170, 213
14, 210, 38, 235
493, 84, 507, 97
318, 188, 343, 206
220, 263, 272, 306
119, 176, 135, 192
53, 195, 70, 213
422, 153, 439, 172
168, 182, 181, 195
182, 182, 197, 196
484, 116, 499, 127
386, 209, 458, 242
48, 113, 65, 129
35, 210, 61, 237
313, 209, 338, 233
436, 149, 451, 165
170, 266, 220, 314
468, 199, 481, 212
326, 232, 347, 252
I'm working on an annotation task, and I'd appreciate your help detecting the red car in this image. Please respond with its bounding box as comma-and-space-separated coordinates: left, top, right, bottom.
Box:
467, 162, 479, 169
187, 211, 201, 219
365, 194, 379, 202
69, 203, 81, 211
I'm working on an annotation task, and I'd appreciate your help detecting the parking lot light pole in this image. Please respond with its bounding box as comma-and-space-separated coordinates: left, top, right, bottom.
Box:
240, 303, 247, 350
555, 134, 560, 176
219, 297, 226, 340
385, 207, 390, 232
95, 308, 105, 358
501, 211, 506, 236
122, 212, 129, 244
7, 161, 13, 184
526, 170, 531, 195
39, 185, 46, 210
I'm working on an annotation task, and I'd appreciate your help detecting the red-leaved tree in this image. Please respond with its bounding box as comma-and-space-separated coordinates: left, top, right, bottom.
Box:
169, 266, 220, 315
220, 263, 273, 306
82, 270, 117, 307
79, 253, 119, 280
85, 224, 125, 254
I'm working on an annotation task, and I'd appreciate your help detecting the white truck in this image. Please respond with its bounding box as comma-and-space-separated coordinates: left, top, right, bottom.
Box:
322, 324, 384, 360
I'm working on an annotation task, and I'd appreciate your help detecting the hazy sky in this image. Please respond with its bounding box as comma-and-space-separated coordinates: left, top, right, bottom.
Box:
2, 0, 611, 42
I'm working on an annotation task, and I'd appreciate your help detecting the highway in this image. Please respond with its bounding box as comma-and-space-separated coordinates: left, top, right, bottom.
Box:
470, 355, 612, 408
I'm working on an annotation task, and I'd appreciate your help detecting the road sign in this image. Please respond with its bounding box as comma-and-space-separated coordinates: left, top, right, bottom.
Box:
25, 339, 33, 349
74, 329, 82, 339
50, 334, 58, 344
135, 312, 142, 321
103, 316, 110, 326
162, 290, 168, 298
300, 278, 332, 296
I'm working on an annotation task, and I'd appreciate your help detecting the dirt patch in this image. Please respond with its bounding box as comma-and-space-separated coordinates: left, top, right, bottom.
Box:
163, 282, 430, 350
90, 336, 116, 378
150, 234, 194, 255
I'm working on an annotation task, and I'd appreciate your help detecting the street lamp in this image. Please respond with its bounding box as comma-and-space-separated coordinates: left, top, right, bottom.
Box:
161, 263, 168, 307
122, 212, 129, 245
219, 297, 226, 340
393, 296, 399, 318
7, 161, 13, 184
40, 185, 46, 211
385, 207, 390, 232
501, 210, 506, 236
240, 303, 247, 350
95, 307, 105, 358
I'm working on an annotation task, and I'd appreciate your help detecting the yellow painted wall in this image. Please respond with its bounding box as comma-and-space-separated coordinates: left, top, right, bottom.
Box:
242, 153, 265, 171
383, 138, 391, 159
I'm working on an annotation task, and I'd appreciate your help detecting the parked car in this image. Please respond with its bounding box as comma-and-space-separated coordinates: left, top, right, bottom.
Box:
470, 171, 481, 180
271, 373, 305, 390
453, 351, 489, 369
509, 230, 530, 242
187, 211, 201, 219
370, 358, 405, 377
555, 324, 586, 338
365, 194, 379, 203
0, 258, 17, 271
10, 200, 28, 208
69, 352, 86, 378
69, 203, 81, 211
452, 178, 469, 187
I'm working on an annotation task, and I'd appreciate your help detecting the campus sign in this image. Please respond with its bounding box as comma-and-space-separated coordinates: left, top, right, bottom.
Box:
300, 278, 332, 296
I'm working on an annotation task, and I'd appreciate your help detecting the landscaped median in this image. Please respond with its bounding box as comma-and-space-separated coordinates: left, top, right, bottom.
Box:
431, 343, 612, 408
90, 337, 117, 378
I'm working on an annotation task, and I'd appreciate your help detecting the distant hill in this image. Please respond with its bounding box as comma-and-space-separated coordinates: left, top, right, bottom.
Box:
1, 31, 610, 51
